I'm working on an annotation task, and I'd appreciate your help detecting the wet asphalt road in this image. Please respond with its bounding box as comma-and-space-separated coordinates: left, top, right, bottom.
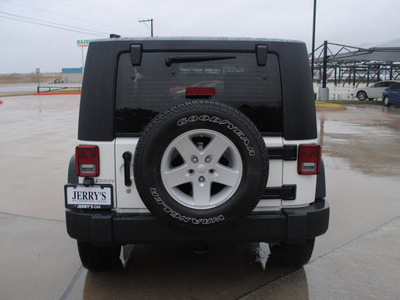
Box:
0, 84, 82, 96
0, 84, 38, 96
0, 96, 399, 299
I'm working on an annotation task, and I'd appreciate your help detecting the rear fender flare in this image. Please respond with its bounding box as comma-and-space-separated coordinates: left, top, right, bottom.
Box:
315, 158, 326, 199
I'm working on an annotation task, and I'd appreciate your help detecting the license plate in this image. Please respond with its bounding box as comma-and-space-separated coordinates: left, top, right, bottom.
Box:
64, 184, 113, 209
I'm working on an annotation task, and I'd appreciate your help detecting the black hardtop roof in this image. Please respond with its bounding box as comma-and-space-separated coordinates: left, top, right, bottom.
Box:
79, 37, 316, 142
90, 37, 305, 52
94, 37, 304, 43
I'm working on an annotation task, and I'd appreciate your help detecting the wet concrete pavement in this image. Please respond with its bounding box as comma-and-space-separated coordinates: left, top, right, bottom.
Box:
0, 96, 399, 299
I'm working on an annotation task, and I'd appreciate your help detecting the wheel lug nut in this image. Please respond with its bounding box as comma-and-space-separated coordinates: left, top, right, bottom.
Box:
199, 176, 205, 183
191, 156, 199, 163
205, 156, 212, 163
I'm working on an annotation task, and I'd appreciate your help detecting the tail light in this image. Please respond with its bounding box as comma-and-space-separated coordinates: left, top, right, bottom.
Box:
76, 146, 99, 177
186, 87, 216, 97
298, 145, 321, 175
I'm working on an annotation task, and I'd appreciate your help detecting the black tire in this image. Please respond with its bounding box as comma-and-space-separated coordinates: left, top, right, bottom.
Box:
269, 238, 315, 267
134, 100, 269, 231
356, 91, 367, 101
383, 96, 391, 107
77, 241, 122, 272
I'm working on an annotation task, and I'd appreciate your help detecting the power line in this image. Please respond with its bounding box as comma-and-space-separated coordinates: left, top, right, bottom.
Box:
0, 10, 108, 36
0, 0, 138, 34
0, 0, 120, 33
0, 10, 108, 35
29, 0, 144, 34
39, 0, 137, 25
0, 14, 103, 36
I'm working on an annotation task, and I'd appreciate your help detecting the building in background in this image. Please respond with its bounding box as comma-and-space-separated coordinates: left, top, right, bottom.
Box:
62, 68, 83, 83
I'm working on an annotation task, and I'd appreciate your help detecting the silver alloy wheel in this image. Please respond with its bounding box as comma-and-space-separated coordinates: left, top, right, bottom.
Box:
161, 129, 243, 210
357, 91, 367, 101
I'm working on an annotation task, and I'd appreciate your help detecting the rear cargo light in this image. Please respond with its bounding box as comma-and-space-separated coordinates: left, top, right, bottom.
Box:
76, 146, 99, 177
298, 145, 321, 175
186, 87, 216, 97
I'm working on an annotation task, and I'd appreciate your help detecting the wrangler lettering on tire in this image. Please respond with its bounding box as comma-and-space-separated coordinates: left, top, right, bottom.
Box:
134, 100, 269, 231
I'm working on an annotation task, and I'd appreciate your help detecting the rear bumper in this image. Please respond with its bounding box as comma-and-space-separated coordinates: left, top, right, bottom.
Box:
66, 198, 329, 245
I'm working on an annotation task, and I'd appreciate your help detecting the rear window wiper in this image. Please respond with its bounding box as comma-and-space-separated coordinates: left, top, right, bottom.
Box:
165, 55, 236, 67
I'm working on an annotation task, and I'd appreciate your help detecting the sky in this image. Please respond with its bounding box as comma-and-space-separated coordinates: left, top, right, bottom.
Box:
1, 0, 400, 74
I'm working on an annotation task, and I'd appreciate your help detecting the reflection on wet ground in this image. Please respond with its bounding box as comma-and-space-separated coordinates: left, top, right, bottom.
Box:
83, 243, 305, 300
0, 96, 78, 221
318, 105, 400, 177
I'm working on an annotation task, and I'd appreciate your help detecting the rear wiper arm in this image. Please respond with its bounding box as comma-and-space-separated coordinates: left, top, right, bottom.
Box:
165, 55, 236, 67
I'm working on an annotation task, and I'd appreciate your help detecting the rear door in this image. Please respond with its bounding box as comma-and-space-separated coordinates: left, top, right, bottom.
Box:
114, 50, 284, 209
370, 82, 386, 99
390, 83, 400, 104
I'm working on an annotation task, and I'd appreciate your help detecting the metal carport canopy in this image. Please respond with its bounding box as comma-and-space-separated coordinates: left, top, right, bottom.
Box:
326, 47, 400, 63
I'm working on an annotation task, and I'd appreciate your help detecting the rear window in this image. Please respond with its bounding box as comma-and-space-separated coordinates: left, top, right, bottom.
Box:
115, 51, 282, 135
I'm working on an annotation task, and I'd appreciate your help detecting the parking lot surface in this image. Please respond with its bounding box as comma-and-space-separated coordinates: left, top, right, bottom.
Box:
0, 95, 399, 299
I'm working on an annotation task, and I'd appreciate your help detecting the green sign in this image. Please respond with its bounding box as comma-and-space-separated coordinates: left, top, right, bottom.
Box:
77, 40, 90, 47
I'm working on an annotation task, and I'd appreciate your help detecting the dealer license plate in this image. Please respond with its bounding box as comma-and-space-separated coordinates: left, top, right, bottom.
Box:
64, 184, 113, 209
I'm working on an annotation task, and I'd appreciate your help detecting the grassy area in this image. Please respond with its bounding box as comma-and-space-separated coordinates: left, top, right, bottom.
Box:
37, 89, 81, 94
315, 100, 343, 109
315, 100, 333, 106
330, 100, 383, 105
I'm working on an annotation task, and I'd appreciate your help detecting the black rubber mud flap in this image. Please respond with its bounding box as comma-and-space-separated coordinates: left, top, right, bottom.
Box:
134, 100, 269, 231
77, 241, 122, 272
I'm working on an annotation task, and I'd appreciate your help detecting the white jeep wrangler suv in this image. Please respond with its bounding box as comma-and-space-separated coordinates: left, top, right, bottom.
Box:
64, 38, 329, 271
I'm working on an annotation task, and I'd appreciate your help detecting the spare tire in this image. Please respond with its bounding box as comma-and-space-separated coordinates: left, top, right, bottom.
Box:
134, 100, 269, 231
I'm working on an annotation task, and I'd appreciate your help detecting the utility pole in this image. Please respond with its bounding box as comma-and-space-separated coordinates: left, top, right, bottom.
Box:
319, 40, 329, 101
311, 0, 317, 79
36, 68, 40, 94
139, 19, 154, 37
322, 40, 328, 89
